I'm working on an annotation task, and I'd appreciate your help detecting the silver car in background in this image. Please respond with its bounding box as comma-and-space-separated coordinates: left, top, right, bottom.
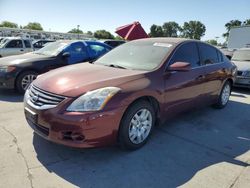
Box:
0, 37, 34, 57
232, 48, 250, 88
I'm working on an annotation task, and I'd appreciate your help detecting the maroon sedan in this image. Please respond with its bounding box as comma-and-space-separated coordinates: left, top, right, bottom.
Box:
24, 38, 236, 150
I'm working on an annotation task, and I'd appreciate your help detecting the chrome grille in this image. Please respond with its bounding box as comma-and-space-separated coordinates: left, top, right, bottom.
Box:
27, 85, 66, 109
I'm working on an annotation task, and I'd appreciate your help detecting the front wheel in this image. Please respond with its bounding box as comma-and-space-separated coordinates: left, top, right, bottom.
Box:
119, 100, 155, 150
16, 71, 37, 94
213, 81, 231, 109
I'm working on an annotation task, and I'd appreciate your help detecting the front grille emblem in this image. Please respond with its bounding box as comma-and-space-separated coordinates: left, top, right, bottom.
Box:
32, 93, 39, 102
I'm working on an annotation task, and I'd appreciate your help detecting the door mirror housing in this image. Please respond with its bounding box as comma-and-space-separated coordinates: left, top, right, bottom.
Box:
62, 52, 70, 58
168, 62, 191, 72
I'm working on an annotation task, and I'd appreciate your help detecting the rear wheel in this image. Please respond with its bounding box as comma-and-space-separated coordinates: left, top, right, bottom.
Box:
119, 100, 155, 150
213, 81, 231, 109
16, 71, 37, 94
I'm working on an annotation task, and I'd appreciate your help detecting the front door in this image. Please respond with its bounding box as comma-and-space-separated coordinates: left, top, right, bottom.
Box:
163, 42, 206, 117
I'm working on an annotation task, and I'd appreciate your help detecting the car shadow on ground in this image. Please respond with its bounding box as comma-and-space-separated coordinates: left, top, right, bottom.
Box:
232, 87, 250, 95
32, 99, 250, 188
0, 89, 23, 102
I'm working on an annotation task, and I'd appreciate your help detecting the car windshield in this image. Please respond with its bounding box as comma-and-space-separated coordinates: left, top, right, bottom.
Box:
0, 38, 9, 48
232, 50, 250, 62
34, 41, 69, 56
95, 40, 172, 71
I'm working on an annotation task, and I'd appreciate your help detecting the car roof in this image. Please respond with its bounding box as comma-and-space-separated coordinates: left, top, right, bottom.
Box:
51, 40, 112, 48
128, 37, 202, 48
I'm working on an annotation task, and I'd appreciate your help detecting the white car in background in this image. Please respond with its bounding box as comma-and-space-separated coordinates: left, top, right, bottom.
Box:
0, 37, 34, 57
232, 48, 250, 88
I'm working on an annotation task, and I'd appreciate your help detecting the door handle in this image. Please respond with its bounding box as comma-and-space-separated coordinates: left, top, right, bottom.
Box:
20, 49, 24, 51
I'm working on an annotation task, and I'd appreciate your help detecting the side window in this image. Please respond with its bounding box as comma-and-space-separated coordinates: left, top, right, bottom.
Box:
89, 44, 109, 57
65, 42, 88, 64
70, 42, 87, 56
217, 50, 223, 62
24, 40, 31, 48
5, 40, 23, 48
199, 43, 219, 64
170, 42, 200, 68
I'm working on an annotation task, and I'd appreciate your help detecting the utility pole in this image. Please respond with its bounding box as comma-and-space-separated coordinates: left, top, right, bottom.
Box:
77, 25, 80, 39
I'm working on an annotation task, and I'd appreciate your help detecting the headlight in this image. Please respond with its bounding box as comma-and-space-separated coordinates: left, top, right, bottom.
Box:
67, 87, 121, 112
0, 66, 16, 73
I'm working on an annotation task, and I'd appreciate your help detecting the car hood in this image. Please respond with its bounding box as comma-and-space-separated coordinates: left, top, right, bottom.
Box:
232, 60, 250, 71
33, 63, 147, 97
0, 53, 53, 66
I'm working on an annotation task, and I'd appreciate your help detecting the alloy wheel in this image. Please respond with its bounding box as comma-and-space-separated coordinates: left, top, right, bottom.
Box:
221, 84, 231, 105
21, 74, 37, 90
128, 108, 153, 144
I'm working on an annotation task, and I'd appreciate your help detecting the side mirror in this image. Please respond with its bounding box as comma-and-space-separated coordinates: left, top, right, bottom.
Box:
62, 52, 70, 58
168, 62, 191, 72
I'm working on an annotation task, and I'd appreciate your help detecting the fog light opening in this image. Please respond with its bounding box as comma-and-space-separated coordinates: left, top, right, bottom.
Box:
71, 133, 85, 142
62, 131, 85, 142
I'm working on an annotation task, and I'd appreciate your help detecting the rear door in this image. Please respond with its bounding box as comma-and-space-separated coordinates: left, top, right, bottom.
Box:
3, 39, 24, 56
198, 43, 226, 102
163, 42, 207, 115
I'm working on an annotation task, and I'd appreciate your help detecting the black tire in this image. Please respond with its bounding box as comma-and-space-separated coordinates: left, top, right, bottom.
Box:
213, 81, 231, 109
118, 100, 156, 150
16, 71, 38, 94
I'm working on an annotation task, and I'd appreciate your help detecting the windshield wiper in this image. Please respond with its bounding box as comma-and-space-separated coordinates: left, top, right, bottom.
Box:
106, 64, 127, 69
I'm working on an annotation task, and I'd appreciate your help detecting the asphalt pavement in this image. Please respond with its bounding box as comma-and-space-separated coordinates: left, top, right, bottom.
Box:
0, 88, 249, 188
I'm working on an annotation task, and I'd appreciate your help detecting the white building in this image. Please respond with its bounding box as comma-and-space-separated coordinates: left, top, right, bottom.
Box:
0, 27, 93, 40
227, 26, 250, 50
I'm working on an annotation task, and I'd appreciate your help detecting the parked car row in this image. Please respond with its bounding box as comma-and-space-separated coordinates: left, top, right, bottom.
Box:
0, 37, 126, 57
0, 40, 112, 93
22, 38, 237, 150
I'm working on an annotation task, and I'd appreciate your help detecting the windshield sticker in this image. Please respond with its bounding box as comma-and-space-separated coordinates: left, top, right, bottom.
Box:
153, 43, 172, 48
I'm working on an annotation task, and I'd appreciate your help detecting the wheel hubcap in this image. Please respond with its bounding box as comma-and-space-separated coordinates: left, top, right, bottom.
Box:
221, 84, 230, 105
129, 108, 152, 144
21, 74, 36, 90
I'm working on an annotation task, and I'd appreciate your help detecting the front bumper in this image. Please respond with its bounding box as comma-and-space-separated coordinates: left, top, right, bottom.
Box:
24, 98, 127, 148
234, 76, 250, 88
0, 72, 16, 89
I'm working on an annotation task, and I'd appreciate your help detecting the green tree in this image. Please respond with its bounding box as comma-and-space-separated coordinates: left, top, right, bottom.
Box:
181, 21, 206, 40
0, 21, 18, 28
94, 30, 114, 39
243, 19, 250, 26
149, 24, 163, 37
87, 31, 93, 35
162, 21, 180, 37
115, 35, 124, 40
23, 22, 43, 30
206, 39, 218, 46
222, 20, 242, 38
68, 28, 83, 34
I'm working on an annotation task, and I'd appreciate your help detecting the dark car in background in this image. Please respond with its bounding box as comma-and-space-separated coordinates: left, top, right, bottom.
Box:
232, 48, 250, 88
0, 40, 112, 93
100, 39, 125, 48
32, 39, 55, 50
24, 38, 236, 150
